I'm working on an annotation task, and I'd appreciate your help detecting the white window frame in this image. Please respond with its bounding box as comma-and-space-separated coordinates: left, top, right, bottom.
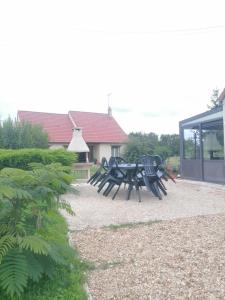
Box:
111, 145, 120, 157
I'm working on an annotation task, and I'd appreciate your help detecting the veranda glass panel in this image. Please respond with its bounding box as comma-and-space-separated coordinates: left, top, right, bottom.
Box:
202, 120, 224, 160
183, 126, 200, 159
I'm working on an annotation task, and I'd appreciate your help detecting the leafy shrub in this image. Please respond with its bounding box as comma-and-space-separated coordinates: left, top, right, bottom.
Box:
0, 212, 88, 300
21, 213, 87, 300
0, 149, 77, 170
21, 260, 88, 300
0, 163, 77, 298
166, 156, 180, 174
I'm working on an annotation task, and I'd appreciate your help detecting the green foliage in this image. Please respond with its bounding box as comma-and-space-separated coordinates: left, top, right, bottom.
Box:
0, 236, 15, 263
207, 88, 222, 110
0, 163, 77, 298
0, 213, 88, 300
0, 250, 28, 297
166, 156, 180, 174
124, 132, 157, 162
0, 149, 77, 170
124, 132, 180, 162
158, 134, 180, 158
21, 261, 87, 300
18, 236, 49, 255
0, 117, 49, 149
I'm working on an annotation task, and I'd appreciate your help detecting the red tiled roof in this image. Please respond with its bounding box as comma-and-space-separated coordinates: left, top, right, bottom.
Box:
18, 110, 127, 144
18, 111, 73, 143
69, 111, 127, 143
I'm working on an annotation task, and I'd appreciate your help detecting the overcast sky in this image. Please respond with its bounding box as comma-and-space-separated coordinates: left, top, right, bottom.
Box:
0, 0, 225, 135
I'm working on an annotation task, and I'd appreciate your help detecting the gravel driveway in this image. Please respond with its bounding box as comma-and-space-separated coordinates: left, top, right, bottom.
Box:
62, 179, 225, 230
62, 179, 225, 299
71, 214, 225, 299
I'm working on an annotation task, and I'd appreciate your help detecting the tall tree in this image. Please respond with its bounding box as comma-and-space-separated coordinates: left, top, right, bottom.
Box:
207, 88, 222, 109
0, 122, 3, 148
0, 117, 49, 149
124, 132, 179, 162
124, 132, 158, 162
1, 117, 18, 148
159, 134, 180, 156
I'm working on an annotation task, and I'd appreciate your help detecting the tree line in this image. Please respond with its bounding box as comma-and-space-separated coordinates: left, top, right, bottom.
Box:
0, 117, 179, 161
0, 117, 49, 149
124, 132, 180, 162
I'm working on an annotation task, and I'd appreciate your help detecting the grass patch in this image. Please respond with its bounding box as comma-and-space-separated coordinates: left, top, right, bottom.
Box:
97, 260, 123, 270
104, 220, 162, 231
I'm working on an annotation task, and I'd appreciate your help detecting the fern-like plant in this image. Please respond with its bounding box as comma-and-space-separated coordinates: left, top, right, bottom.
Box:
0, 163, 76, 298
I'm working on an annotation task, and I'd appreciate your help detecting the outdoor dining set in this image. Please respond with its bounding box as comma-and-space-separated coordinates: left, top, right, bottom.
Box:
87, 155, 175, 202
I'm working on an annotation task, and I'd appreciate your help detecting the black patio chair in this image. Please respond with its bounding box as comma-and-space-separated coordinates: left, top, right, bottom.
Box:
125, 161, 142, 202
153, 155, 176, 184
114, 157, 127, 164
87, 157, 108, 185
92, 156, 127, 188
138, 155, 164, 200
151, 155, 168, 195
97, 159, 127, 200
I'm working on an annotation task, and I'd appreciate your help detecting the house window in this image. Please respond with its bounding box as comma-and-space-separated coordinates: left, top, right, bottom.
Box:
202, 120, 224, 160
183, 126, 200, 159
111, 145, 120, 157
88, 145, 94, 162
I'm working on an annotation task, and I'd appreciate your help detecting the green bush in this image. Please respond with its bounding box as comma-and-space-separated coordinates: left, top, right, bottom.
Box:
21, 262, 88, 300
166, 156, 180, 174
0, 211, 88, 300
0, 163, 78, 298
0, 149, 77, 170
0, 118, 49, 149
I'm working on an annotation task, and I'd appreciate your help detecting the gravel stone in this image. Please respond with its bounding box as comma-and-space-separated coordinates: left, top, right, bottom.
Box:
71, 214, 225, 299
62, 179, 225, 299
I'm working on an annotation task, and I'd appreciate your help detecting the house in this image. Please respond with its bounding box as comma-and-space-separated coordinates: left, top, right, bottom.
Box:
18, 108, 128, 162
179, 89, 225, 183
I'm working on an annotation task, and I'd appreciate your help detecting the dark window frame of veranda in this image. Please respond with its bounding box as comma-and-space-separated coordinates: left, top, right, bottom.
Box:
179, 106, 225, 184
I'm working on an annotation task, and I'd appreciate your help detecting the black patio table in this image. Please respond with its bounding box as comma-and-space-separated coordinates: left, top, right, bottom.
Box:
115, 163, 165, 200
117, 163, 142, 200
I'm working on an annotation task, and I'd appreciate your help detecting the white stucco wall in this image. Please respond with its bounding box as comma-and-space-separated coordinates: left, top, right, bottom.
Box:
93, 144, 100, 162
99, 144, 112, 161
97, 143, 126, 161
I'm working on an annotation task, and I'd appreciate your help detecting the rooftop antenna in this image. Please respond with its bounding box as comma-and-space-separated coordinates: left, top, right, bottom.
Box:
107, 93, 112, 116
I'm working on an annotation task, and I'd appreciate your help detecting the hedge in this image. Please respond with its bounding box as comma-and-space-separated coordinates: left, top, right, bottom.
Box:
0, 149, 77, 170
